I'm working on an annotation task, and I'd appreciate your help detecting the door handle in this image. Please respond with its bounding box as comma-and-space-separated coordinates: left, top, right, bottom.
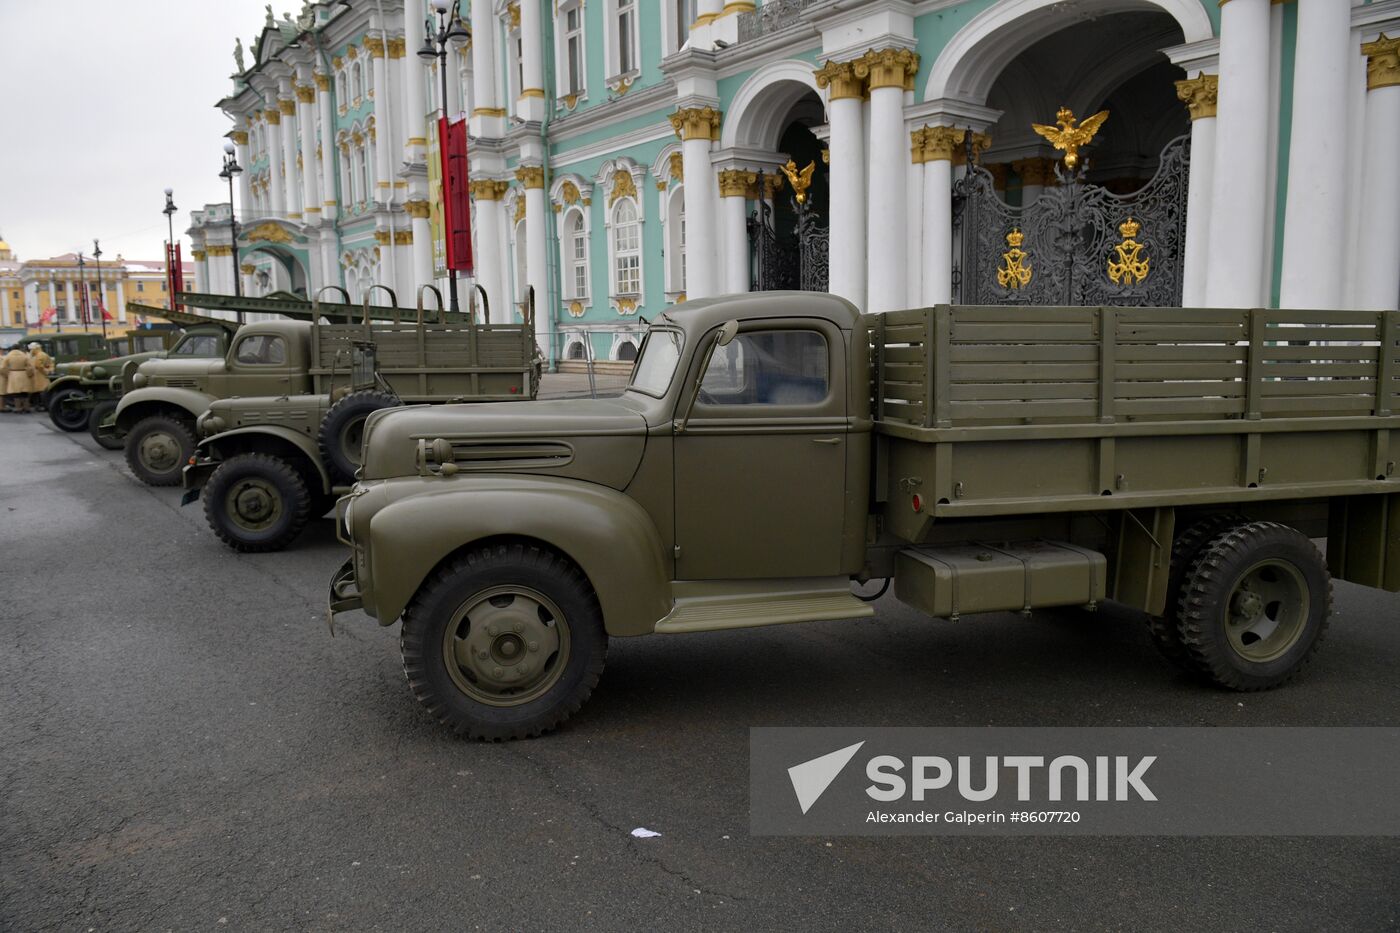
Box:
812, 437, 842, 445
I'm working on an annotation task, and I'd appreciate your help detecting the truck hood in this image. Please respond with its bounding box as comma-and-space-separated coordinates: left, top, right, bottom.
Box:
76, 350, 164, 380
360, 397, 650, 490
139, 356, 221, 384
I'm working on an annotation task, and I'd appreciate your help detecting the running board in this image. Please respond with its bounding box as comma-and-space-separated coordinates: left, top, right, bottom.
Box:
654, 577, 874, 634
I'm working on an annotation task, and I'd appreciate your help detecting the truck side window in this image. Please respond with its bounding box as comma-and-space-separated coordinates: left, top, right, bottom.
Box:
174, 334, 221, 357
699, 329, 828, 406
234, 335, 287, 365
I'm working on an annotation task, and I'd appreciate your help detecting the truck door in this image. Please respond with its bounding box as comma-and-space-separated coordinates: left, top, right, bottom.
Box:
224, 332, 298, 396
673, 319, 848, 580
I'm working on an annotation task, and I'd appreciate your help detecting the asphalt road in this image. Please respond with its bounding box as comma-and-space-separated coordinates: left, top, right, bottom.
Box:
3, 407, 1398, 932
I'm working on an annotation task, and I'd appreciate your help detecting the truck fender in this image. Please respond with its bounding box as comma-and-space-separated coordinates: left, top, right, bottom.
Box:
45, 374, 84, 395
199, 425, 332, 493
366, 477, 671, 637
114, 388, 216, 430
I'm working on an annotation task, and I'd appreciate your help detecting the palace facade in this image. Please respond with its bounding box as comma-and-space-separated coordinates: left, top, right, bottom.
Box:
195, 0, 1400, 367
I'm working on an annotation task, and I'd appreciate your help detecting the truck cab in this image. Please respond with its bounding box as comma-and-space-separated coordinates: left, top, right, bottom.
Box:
112, 320, 314, 485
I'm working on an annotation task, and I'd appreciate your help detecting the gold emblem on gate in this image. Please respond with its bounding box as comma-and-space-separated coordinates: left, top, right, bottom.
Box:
1107, 217, 1150, 285
1031, 107, 1110, 171
997, 228, 1033, 289
780, 159, 816, 205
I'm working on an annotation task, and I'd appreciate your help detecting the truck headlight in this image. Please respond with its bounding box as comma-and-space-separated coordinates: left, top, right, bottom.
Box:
132, 372, 147, 388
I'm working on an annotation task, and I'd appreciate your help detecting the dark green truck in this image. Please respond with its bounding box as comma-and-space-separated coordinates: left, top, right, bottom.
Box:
328, 293, 1400, 739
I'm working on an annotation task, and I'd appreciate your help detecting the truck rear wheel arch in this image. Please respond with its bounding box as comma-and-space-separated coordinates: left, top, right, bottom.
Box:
203, 431, 331, 496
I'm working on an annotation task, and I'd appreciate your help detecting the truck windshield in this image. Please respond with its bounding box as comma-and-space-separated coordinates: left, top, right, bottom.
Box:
629, 328, 684, 396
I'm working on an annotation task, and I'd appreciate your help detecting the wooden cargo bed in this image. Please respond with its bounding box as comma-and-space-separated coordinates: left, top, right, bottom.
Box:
869, 305, 1400, 538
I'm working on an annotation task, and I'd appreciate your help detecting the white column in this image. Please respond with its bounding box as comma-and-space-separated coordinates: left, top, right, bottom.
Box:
1356, 35, 1400, 310
0, 287, 9, 326
404, 13, 428, 161
718, 171, 751, 293
674, 108, 721, 299
1176, 73, 1218, 308
116, 279, 127, 322
278, 99, 302, 220
316, 76, 337, 224
905, 143, 923, 308
408, 201, 434, 291
469, 0, 504, 136
860, 50, 915, 313
369, 40, 393, 206
470, 182, 507, 322
297, 84, 321, 228
521, 171, 550, 355
920, 128, 959, 305
518, 0, 546, 122
1279, 0, 1352, 309
1204, 0, 1270, 308
64, 280, 75, 322
266, 112, 286, 216
231, 129, 254, 221
817, 61, 865, 309
47, 279, 59, 322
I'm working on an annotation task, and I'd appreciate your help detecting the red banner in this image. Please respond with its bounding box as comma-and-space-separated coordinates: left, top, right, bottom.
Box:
439, 115, 473, 274
166, 241, 184, 311
39, 307, 56, 324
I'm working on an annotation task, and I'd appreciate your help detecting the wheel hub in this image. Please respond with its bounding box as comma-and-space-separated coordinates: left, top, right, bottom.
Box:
445, 586, 568, 704
139, 432, 179, 471
226, 479, 281, 530
1226, 560, 1309, 663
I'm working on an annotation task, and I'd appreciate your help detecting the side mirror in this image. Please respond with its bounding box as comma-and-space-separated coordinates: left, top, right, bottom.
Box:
716, 319, 739, 347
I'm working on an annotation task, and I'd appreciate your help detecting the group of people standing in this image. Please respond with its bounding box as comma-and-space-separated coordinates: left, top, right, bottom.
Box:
2, 343, 54, 413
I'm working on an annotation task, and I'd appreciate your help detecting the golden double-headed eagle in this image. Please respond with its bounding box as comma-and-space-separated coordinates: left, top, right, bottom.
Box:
780, 159, 816, 205
1031, 107, 1110, 171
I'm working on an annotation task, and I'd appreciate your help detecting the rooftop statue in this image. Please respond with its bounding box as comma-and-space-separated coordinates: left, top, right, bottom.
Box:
233, 38, 246, 74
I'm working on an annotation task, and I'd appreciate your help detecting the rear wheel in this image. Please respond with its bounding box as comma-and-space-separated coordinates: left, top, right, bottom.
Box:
202, 453, 312, 552
401, 543, 607, 740
124, 414, 195, 486
88, 400, 122, 450
1176, 522, 1331, 691
46, 386, 88, 432
1147, 513, 1246, 672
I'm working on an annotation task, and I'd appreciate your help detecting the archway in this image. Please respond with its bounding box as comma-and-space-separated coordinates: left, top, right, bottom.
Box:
244, 245, 308, 297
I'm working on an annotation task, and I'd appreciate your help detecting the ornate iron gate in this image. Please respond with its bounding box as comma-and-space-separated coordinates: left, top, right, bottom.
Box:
748, 169, 829, 293
952, 134, 1190, 306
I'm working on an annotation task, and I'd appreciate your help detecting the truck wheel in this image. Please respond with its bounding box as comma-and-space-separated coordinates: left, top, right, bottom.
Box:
1176, 522, 1331, 691
318, 390, 399, 486
46, 386, 88, 432
87, 400, 123, 450
203, 453, 312, 553
400, 543, 607, 741
124, 414, 196, 486
1147, 513, 1246, 672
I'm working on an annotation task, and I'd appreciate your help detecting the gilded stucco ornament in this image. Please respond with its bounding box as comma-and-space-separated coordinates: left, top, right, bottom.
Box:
780, 160, 816, 205
1174, 73, 1218, 120
1108, 218, 1150, 285
852, 48, 919, 92
245, 222, 295, 244
515, 166, 546, 189
814, 60, 864, 101
608, 171, 638, 206
1031, 107, 1109, 170
568, 300, 585, 318
1362, 33, 1400, 90
997, 229, 1032, 289
669, 107, 722, 141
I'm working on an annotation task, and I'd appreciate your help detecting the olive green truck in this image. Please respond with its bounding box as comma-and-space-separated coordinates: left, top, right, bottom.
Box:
327, 292, 1400, 740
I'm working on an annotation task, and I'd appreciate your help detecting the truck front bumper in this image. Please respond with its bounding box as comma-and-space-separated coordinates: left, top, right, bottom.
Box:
327, 557, 365, 634
179, 455, 220, 506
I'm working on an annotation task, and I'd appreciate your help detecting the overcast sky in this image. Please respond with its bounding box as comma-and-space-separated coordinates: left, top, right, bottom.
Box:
0, 0, 285, 263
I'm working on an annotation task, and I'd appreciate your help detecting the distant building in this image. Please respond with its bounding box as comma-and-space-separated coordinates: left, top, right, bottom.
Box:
0, 234, 193, 335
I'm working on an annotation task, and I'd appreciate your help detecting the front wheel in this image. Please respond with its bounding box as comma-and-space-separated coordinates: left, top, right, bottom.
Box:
1176, 522, 1332, 691
46, 386, 88, 432
202, 453, 312, 553
400, 543, 607, 740
88, 400, 123, 450
124, 414, 196, 486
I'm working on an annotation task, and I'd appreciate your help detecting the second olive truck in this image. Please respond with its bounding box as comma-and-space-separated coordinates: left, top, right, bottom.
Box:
328, 292, 1400, 740
180, 288, 540, 552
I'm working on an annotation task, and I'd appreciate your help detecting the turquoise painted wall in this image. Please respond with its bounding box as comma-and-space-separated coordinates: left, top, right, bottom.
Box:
1270, 2, 1297, 308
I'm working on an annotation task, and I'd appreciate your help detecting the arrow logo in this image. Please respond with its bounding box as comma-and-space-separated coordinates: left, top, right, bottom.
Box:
787, 741, 865, 814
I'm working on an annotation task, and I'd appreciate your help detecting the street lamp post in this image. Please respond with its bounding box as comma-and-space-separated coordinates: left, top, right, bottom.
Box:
418, 0, 470, 314
219, 141, 245, 322
93, 239, 108, 339
163, 188, 179, 311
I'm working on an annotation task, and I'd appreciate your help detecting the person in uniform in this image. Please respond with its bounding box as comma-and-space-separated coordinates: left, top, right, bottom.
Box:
3, 343, 35, 412
28, 342, 53, 409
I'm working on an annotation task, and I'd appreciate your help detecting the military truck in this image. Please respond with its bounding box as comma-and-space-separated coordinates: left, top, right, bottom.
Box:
182, 286, 539, 553
106, 288, 463, 485
327, 292, 1400, 740
24, 332, 112, 365
45, 311, 236, 443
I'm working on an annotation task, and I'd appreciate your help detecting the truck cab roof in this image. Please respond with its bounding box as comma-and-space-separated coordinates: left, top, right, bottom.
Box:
660, 291, 860, 336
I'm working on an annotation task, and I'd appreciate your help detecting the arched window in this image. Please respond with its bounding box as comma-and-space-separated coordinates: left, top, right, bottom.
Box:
358, 146, 371, 205
512, 217, 529, 319
336, 71, 347, 105
557, 0, 586, 96
611, 199, 640, 297
351, 62, 363, 101
567, 340, 587, 361
562, 209, 589, 300
616, 340, 637, 362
